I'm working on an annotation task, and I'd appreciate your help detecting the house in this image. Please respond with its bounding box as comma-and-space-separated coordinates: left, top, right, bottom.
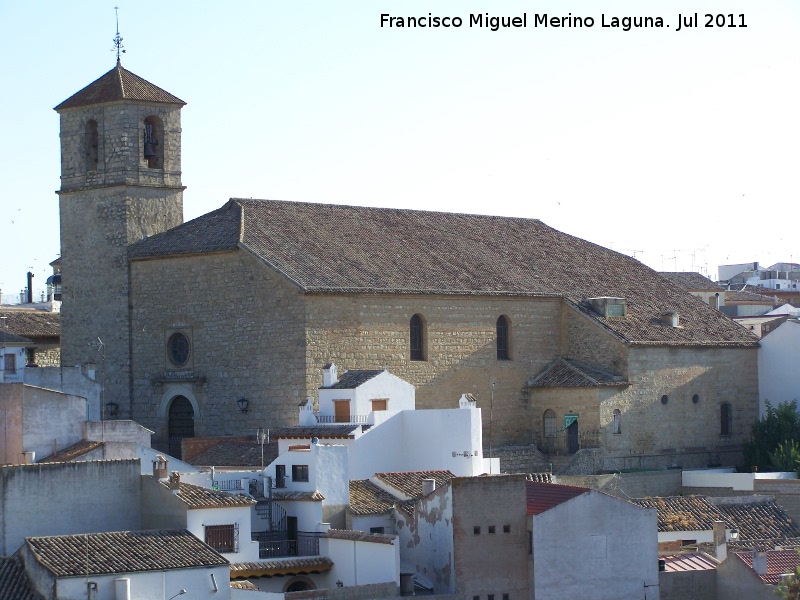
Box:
17, 530, 230, 600
633, 495, 736, 547
658, 552, 719, 600
721, 287, 779, 318
758, 319, 800, 416
407, 475, 659, 599
0, 309, 60, 382
54, 61, 760, 475
660, 271, 726, 310
717, 548, 800, 599
0, 555, 44, 600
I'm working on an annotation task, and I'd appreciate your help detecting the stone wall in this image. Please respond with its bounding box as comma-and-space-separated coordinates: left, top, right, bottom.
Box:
559, 469, 683, 499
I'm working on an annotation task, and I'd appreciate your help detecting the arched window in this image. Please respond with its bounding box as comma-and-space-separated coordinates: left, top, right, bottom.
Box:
143, 115, 164, 169
496, 315, 511, 360
410, 314, 426, 361
612, 409, 621, 434
168, 395, 195, 459
720, 402, 732, 436
543, 409, 556, 438
85, 119, 98, 172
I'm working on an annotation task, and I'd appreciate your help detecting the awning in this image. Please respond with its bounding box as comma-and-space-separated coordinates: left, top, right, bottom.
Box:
558, 414, 579, 432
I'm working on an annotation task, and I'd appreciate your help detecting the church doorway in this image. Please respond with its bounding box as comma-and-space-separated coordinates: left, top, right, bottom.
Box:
168, 395, 195, 459
567, 420, 579, 454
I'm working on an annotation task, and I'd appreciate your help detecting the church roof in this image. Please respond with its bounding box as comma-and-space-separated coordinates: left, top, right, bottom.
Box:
129, 198, 760, 348
528, 358, 628, 388
55, 62, 185, 110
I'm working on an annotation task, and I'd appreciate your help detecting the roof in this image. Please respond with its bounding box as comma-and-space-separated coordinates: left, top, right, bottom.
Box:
349, 479, 406, 516
0, 556, 44, 600
230, 580, 259, 590
129, 199, 759, 348
0, 332, 32, 344
55, 62, 185, 110
273, 490, 325, 502
725, 287, 778, 303
526, 473, 553, 483
230, 556, 333, 579
633, 496, 735, 532
526, 481, 588, 515
735, 549, 800, 585
0, 309, 60, 341
373, 470, 455, 499
185, 439, 279, 468
325, 529, 396, 545
24, 530, 227, 577
709, 498, 800, 541
660, 272, 724, 292
528, 358, 628, 388
321, 369, 384, 389
271, 425, 363, 439
660, 553, 719, 573
168, 482, 256, 509
38, 440, 104, 463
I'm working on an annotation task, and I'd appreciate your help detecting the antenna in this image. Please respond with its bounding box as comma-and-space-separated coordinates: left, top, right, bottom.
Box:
112, 6, 126, 63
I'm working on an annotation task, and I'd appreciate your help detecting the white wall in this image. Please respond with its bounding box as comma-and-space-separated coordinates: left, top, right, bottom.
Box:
21, 385, 86, 460
186, 506, 260, 563
0, 346, 27, 383
682, 469, 797, 491
532, 491, 659, 600
758, 320, 800, 417
411, 484, 454, 593
322, 536, 400, 587
24, 365, 101, 420
318, 370, 415, 420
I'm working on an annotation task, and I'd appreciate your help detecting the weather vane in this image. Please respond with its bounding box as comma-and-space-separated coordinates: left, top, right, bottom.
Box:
112, 6, 126, 63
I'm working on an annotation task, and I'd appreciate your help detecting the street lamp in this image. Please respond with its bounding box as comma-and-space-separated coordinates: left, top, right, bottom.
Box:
168, 590, 187, 600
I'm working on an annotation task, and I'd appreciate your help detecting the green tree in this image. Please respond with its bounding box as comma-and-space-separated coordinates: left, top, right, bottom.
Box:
770, 440, 800, 474
775, 549, 800, 599
743, 400, 800, 472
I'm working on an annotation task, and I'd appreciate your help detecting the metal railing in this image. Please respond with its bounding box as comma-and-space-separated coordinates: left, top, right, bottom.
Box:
315, 414, 368, 424
252, 531, 321, 559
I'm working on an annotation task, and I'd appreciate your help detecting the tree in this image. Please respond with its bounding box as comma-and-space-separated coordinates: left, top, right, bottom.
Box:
770, 440, 800, 474
743, 400, 800, 472
775, 549, 800, 599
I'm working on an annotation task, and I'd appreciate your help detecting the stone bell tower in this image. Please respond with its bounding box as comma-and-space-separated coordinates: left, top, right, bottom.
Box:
55, 60, 185, 417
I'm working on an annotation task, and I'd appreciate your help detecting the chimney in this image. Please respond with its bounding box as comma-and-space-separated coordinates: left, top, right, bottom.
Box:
714, 292, 721, 310
169, 471, 181, 494
26, 272, 33, 304
661, 310, 680, 327
152, 455, 169, 480
712, 520, 727, 561
752, 548, 768, 576
323, 362, 338, 387
22, 451, 35, 465
458, 394, 477, 409
422, 478, 436, 496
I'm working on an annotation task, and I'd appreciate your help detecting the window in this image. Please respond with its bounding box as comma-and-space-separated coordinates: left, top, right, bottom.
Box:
606, 303, 625, 317
292, 464, 309, 482
720, 403, 732, 436
612, 409, 621, 434
488, 595, 495, 600
371, 399, 388, 412
143, 115, 164, 169
503, 595, 510, 600
692, 394, 700, 404
410, 314, 426, 361
3, 354, 16, 375
661, 395, 669, 405
370, 527, 385, 534
85, 119, 98, 172
543, 409, 556, 438
488, 525, 496, 534
205, 523, 238, 553
167, 332, 190, 367
473, 526, 481, 535
496, 315, 510, 360
473, 596, 480, 600
503, 524, 510, 533
275, 465, 286, 488
25, 348, 35, 366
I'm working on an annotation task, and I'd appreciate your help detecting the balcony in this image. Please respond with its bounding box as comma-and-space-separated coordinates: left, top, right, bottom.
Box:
314, 414, 369, 424
252, 531, 321, 559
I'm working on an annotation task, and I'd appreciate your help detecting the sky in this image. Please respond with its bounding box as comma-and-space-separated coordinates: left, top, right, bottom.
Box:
0, 1, 798, 302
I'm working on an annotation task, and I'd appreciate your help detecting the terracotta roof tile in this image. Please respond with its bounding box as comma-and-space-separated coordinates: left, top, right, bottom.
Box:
0, 555, 44, 600
321, 370, 384, 389
0, 309, 60, 341
526, 481, 588, 515
349, 480, 404, 516
528, 358, 627, 388
325, 529, 395, 545
186, 439, 278, 468
272, 425, 362, 439
38, 440, 104, 463
25, 530, 227, 576
170, 482, 256, 509
273, 490, 325, 502
373, 471, 455, 500
660, 272, 725, 291
130, 199, 759, 347
660, 553, 718, 572
735, 549, 800, 585
709, 498, 800, 541
230, 557, 333, 579
230, 580, 259, 590
526, 473, 553, 483
725, 287, 779, 303
633, 496, 734, 532
55, 63, 185, 110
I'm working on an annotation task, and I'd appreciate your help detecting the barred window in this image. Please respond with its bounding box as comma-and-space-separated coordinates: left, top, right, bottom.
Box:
205, 523, 238, 553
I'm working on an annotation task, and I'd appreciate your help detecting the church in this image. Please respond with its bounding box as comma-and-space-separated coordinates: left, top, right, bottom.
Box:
54, 61, 760, 470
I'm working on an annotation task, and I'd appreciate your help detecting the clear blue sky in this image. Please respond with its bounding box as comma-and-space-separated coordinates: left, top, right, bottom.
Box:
1, 0, 798, 302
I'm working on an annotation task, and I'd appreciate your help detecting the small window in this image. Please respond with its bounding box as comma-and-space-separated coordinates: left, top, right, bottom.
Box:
606, 303, 625, 317
488, 525, 496, 534
370, 527, 385, 534
720, 403, 732, 436
167, 332, 190, 367
488, 595, 495, 600
692, 394, 700, 404
292, 465, 309, 482
473, 526, 481, 535
25, 348, 36, 366
4, 354, 16, 375
205, 524, 238, 553
410, 314, 426, 361
661, 395, 669, 405
543, 409, 556, 438
473, 596, 480, 600
85, 119, 99, 172
275, 465, 286, 488
372, 399, 388, 412
143, 115, 164, 169
496, 315, 510, 360
503, 595, 509, 600
503, 524, 510, 533
612, 409, 621, 434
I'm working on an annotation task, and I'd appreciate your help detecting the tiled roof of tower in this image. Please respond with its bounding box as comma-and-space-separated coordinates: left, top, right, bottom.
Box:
129, 199, 760, 347
735, 550, 800, 585
633, 496, 735, 532
55, 62, 185, 110
660, 272, 725, 291
374, 471, 456, 499
0, 556, 44, 600
24, 530, 227, 577
709, 498, 800, 540
528, 358, 628, 388
526, 481, 588, 515
320, 369, 384, 389
168, 482, 256, 509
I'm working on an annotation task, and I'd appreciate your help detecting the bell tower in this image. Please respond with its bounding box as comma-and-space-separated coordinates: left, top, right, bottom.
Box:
55, 61, 185, 417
